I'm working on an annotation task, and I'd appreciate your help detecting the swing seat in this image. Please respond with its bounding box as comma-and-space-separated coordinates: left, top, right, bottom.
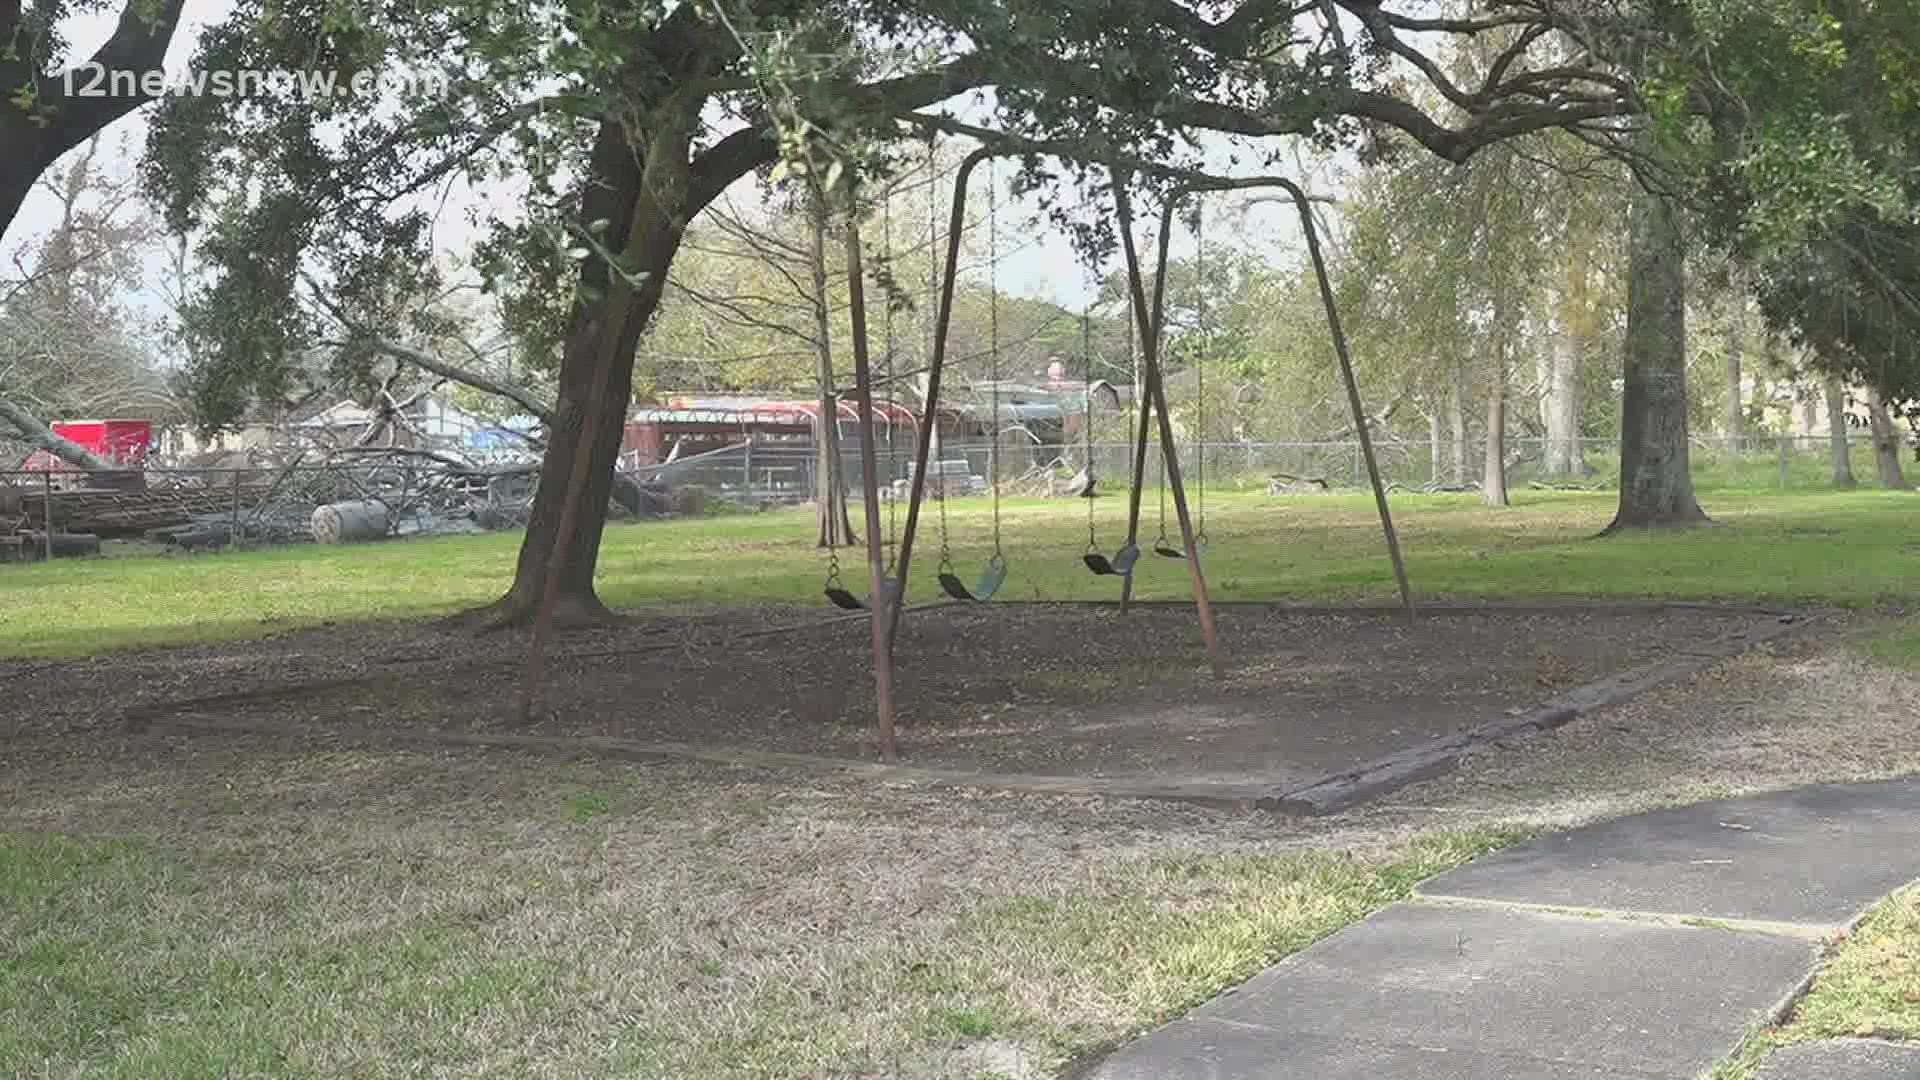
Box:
1153, 541, 1185, 559
1084, 542, 1141, 576
824, 577, 900, 611
939, 558, 1006, 602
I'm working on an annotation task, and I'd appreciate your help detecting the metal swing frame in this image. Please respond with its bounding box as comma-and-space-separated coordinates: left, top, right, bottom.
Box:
820, 138, 1415, 760
1153, 195, 1210, 562
514, 125, 1414, 761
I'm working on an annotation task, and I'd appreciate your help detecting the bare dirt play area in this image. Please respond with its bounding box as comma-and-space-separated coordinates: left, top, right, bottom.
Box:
16, 600, 1798, 807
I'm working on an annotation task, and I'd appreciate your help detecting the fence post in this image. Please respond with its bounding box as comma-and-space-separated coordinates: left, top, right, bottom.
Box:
42, 471, 53, 561
231, 469, 242, 548
1778, 436, 1789, 490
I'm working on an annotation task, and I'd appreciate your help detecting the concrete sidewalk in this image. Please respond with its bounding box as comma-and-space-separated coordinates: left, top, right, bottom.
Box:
1079, 777, 1920, 1080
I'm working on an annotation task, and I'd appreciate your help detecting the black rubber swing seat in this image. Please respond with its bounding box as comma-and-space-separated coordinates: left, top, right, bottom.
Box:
824, 577, 900, 611
1153, 541, 1186, 559
1084, 542, 1140, 576
938, 557, 1007, 602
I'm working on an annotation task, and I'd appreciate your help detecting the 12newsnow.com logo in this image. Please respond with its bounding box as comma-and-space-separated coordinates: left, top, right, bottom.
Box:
63, 63, 451, 100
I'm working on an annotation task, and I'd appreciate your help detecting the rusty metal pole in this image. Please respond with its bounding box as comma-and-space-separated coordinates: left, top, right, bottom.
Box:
887, 148, 989, 650
1115, 181, 1220, 662
1112, 174, 1160, 616
1292, 185, 1415, 621
843, 218, 898, 760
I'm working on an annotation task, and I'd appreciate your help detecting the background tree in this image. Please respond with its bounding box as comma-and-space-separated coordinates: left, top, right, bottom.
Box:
1678, 0, 1920, 437
0, 136, 172, 463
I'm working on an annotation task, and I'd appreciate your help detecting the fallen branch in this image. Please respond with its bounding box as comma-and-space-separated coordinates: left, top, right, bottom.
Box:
300, 272, 556, 426
1266, 472, 1330, 494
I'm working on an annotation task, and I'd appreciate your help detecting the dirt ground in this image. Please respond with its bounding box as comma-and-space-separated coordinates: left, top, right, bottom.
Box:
9, 602, 1772, 793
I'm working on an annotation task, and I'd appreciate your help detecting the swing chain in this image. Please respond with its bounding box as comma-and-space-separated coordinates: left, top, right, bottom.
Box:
1156, 451, 1170, 547
928, 131, 957, 579
1082, 250, 1099, 554
936, 485, 956, 573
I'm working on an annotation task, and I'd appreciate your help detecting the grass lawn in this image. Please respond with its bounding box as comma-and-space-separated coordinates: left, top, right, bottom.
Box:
6, 484, 1919, 1078
0, 768, 1526, 1078
1787, 884, 1920, 1042
1713, 882, 1920, 1078
3, 486, 1917, 658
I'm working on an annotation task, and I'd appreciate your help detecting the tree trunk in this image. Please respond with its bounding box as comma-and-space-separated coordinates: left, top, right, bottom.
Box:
1448, 372, 1468, 485
1724, 274, 1747, 453
1864, 386, 1909, 490
1824, 375, 1857, 488
1544, 324, 1583, 475
1483, 373, 1510, 506
467, 116, 678, 628
1427, 409, 1443, 485
810, 198, 856, 547
1606, 184, 1708, 531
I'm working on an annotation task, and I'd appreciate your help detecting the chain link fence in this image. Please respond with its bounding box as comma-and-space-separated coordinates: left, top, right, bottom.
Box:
4, 432, 1905, 563
865, 433, 1907, 496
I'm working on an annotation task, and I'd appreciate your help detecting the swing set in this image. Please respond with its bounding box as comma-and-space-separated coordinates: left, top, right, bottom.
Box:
814, 139, 1416, 758
512, 131, 1413, 743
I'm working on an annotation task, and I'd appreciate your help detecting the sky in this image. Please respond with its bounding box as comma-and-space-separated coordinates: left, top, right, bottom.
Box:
8, 2, 1347, 326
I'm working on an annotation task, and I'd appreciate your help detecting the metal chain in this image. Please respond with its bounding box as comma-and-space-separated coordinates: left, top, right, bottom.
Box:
1157, 449, 1169, 545
1083, 257, 1098, 552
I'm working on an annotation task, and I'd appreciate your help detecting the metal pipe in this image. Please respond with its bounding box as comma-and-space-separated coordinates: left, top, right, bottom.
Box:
1114, 181, 1220, 662
1292, 185, 1416, 621
1114, 185, 1158, 616
843, 218, 899, 760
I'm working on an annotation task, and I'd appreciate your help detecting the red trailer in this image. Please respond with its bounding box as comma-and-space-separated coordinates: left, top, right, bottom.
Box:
21, 418, 154, 470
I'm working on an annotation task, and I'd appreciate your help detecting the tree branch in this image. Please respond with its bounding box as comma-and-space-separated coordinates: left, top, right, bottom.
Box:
302, 274, 556, 425
38, 0, 189, 161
